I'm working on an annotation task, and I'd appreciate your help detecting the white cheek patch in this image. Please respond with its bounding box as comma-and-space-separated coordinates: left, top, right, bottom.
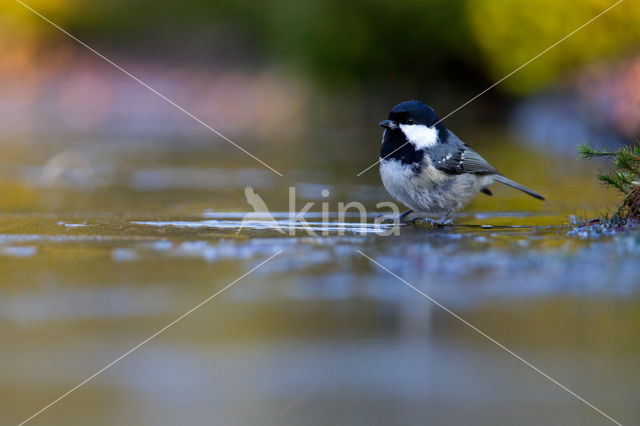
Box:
399, 124, 438, 149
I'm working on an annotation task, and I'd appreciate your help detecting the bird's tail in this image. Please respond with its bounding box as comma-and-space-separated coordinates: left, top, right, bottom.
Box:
494, 175, 545, 200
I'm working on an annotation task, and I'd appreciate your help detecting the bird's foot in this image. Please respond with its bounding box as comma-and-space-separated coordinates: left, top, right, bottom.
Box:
413, 212, 455, 227
414, 217, 452, 228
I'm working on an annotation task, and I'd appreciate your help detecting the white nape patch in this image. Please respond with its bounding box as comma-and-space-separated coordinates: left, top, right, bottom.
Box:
399, 124, 438, 149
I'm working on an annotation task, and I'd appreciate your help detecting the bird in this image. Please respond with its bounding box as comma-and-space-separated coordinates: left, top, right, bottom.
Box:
378, 100, 544, 224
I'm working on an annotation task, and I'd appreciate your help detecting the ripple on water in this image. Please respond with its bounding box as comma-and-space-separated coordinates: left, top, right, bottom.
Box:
0, 245, 37, 257
131, 217, 399, 235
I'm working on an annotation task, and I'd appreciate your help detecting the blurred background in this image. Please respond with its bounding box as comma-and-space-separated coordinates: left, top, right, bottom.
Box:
2, 1, 640, 425
2, 0, 640, 150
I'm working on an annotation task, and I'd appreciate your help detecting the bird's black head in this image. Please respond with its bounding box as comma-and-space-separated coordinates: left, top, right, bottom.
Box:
379, 100, 440, 130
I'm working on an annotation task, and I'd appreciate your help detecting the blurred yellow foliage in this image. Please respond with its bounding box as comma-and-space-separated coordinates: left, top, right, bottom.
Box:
1, 0, 70, 23
466, 0, 640, 94
0, 0, 70, 67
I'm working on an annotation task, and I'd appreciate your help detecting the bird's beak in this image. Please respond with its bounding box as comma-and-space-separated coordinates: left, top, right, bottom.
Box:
379, 120, 398, 130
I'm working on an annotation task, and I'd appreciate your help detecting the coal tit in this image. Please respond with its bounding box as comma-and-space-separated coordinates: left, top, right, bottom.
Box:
379, 100, 544, 223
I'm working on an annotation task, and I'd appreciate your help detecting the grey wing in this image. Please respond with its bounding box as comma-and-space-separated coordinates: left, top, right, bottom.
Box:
433, 131, 497, 175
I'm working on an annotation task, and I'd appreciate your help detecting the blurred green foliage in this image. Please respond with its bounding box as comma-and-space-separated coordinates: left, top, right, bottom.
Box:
40, 0, 475, 87
4, 0, 640, 92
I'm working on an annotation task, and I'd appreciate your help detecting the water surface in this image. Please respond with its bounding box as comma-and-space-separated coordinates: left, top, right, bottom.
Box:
1, 135, 637, 426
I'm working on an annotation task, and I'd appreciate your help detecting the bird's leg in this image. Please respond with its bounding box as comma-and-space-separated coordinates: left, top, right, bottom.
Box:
398, 209, 413, 222
377, 209, 413, 224
437, 208, 454, 225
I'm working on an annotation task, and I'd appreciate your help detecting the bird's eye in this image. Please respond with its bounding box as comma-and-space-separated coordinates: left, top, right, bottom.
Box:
407, 118, 414, 124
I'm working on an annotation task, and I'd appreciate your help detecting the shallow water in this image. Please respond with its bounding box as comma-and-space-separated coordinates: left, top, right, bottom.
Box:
1, 135, 638, 426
